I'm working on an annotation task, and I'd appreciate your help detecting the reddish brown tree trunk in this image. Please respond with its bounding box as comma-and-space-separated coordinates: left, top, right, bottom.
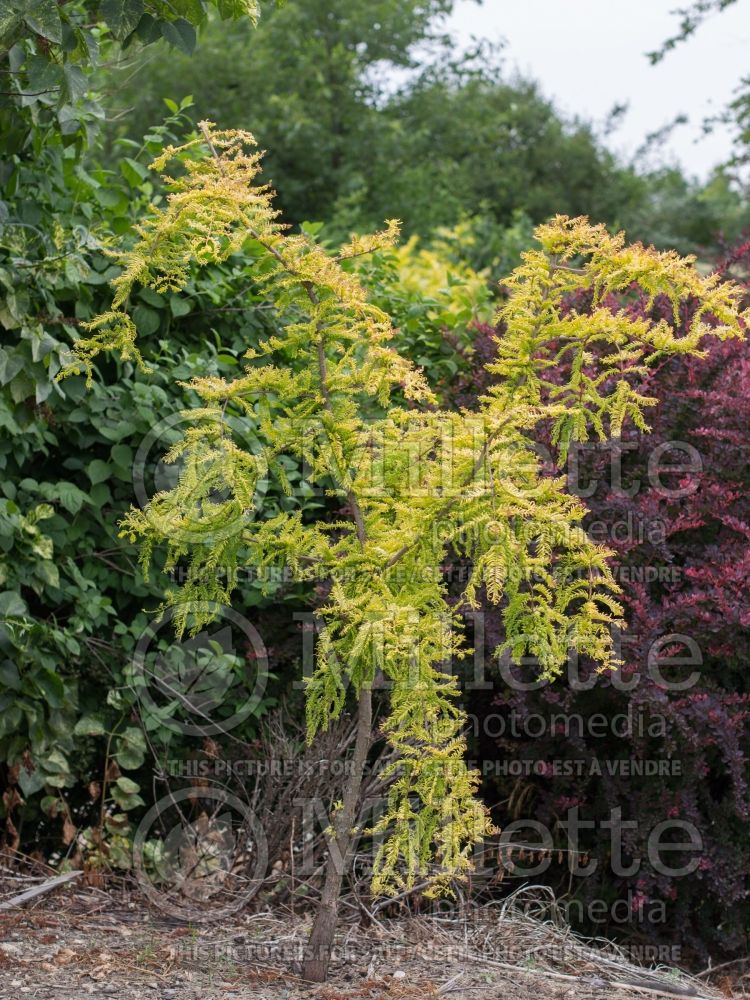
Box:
302, 684, 373, 982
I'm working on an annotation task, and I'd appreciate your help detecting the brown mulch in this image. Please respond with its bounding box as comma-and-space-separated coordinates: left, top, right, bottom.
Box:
0, 877, 747, 1000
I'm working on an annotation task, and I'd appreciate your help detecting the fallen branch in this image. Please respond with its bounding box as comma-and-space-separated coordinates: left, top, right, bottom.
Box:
0, 870, 83, 911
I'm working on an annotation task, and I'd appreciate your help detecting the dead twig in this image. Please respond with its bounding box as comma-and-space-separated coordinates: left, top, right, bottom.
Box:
0, 870, 83, 912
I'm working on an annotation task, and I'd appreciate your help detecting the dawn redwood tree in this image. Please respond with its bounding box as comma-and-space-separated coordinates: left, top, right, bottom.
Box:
62, 123, 747, 981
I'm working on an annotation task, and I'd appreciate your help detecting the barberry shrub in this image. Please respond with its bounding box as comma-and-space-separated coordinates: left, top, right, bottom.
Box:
455, 251, 750, 958
63, 123, 747, 980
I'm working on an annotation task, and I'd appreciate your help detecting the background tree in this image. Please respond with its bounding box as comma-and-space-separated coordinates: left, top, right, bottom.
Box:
103, 4, 750, 251
649, 0, 750, 181
101, 0, 456, 225
648, 0, 742, 63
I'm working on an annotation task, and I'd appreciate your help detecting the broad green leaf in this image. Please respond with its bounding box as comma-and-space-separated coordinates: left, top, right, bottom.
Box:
40, 794, 63, 816
160, 17, 196, 55
30, 534, 53, 560
98, 420, 137, 442
0, 4, 23, 49
120, 156, 149, 188
51, 482, 90, 515
132, 304, 161, 336
89, 482, 112, 506
138, 287, 164, 307
0, 659, 21, 691
111, 783, 145, 809
135, 11, 161, 42
44, 748, 71, 774
23, 0, 62, 44
45, 773, 69, 788
62, 64, 87, 103
18, 765, 46, 797
169, 296, 192, 317
35, 667, 65, 708
115, 775, 140, 794
73, 714, 106, 736
0, 349, 25, 384
0, 590, 27, 617
101, 0, 144, 40
115, 726, 147, 769
86, 459, 112, 485
111, 444, 133, 468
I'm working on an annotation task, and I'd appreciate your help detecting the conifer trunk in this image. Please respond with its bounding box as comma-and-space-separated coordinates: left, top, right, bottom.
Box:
302, 684, 373, 982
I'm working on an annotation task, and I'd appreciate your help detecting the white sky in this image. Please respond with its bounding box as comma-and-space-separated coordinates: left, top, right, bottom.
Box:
445, 0, 750, 179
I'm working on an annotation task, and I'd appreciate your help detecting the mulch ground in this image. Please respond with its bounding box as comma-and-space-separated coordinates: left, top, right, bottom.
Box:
0, 879, 747, 1000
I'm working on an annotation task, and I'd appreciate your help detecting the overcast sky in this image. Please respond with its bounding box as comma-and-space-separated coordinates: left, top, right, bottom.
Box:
444, 0, 750, 179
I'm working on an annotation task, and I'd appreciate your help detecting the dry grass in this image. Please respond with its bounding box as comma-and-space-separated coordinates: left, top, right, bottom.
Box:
1, 871, 747, 1000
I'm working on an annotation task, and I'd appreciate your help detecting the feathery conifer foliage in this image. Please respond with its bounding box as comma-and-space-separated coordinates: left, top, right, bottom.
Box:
63, 124, 747, 904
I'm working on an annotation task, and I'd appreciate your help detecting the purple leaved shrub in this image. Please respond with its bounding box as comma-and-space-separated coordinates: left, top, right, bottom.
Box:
448, 246, 750, 960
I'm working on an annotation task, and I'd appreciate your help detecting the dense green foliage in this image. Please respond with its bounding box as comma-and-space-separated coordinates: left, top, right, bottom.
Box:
0, 0, 261, 850
0, 108, 279, 850
0, 0, 259, 157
